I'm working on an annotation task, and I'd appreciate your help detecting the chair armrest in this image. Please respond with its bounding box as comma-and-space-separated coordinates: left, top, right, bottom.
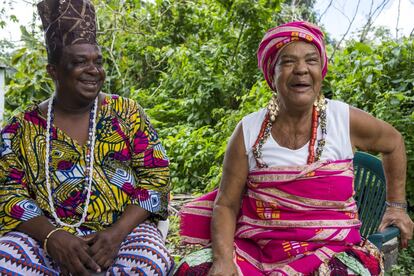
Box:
367, 226, 400, 250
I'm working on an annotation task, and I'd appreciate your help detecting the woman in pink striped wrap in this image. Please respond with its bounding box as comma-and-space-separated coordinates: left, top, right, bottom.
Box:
175, 21, 413, 275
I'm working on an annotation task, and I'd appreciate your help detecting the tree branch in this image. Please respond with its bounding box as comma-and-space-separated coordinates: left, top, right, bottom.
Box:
318, 0, 334, 21
358, 0, 374, 42
13, 0, 34, 5
396, 0, 401, 39
332, 5, 352, 23
359, 0, 391, 42
232, 21, 246, 64
330, 0, 362, 60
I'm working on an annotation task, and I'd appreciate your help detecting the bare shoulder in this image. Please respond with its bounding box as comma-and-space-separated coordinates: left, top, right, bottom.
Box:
350, 105, 376, 125
222, 121, 248, 180
226, 121, 246, 157
349, 105, 402, 153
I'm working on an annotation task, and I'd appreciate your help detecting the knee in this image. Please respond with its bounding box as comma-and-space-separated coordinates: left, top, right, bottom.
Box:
0, 232, 56, 274
108, 243, 174, 275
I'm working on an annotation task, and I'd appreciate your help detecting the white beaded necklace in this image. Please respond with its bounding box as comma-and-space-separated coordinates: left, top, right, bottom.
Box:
45, 96, 98, 228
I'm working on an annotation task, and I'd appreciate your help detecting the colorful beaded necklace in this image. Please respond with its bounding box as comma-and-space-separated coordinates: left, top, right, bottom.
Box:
45, 96, 98, 228
252, 96, 327, 168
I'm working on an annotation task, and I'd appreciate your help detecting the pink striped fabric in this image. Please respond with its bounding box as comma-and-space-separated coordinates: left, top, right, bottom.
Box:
180, 159, 363, 275
257, 21, 328, 90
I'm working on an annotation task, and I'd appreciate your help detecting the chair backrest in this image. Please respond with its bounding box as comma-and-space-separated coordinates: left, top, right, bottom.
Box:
353, 151, 387, 238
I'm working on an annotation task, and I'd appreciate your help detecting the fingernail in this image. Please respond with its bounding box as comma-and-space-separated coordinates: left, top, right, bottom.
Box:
97, 268, 101, 273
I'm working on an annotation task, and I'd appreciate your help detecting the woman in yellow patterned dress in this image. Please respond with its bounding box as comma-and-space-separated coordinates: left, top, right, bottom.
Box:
0, 0, 173, 275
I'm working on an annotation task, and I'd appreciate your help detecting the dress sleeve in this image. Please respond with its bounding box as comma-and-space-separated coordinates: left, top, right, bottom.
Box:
129, 103, 171, 220
0, 119, 43, 235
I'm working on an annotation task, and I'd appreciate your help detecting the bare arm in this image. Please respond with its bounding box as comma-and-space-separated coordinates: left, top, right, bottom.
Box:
350, 107, 406, 202
16, 216, 57, 245
350, 106, 413, 247
209, 122, 248, 275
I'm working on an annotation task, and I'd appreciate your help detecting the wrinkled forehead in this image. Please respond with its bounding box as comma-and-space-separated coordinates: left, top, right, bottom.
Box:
61, 43, 102, 57
277, 41, 320, 61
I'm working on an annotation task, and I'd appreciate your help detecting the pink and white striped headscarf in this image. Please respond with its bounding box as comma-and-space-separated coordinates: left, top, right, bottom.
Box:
257, 21, 328, 90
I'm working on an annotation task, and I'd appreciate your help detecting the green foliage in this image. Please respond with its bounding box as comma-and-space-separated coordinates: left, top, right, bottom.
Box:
3, 0, 320, 193
390, 212, 414, 275
389, 239, 414, 275
1, 0, 412, 203
160, 80, 271, 193
327, 38, 414, 206
2, 32, 53, 119
93, 0, 292, 192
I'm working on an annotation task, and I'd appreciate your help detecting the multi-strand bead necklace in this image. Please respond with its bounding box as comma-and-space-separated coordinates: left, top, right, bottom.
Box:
252, 96, 327, 168
45, 96, 98, 228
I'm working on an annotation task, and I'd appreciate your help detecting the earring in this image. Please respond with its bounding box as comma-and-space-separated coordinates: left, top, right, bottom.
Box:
268, 91, 279, 122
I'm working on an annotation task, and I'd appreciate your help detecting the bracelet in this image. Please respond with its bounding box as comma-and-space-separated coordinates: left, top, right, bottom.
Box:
43, 228, 65, 256
385, 201, 408, 211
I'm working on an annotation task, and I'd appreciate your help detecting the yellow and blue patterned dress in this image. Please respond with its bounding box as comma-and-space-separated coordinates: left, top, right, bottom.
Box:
0, 94, 173, 275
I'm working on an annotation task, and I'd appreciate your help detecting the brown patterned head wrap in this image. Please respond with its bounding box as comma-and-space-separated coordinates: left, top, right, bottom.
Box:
37, 0, 98, 62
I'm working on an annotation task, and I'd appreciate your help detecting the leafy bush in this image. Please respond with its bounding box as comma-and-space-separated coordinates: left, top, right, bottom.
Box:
390, 240, 414, 275
327, 38, 414, 206
2, 0, 412, 206
94, 0, 287, 192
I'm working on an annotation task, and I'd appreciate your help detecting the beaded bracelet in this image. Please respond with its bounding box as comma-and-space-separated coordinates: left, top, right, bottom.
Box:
385, 201, 408, 211
43, 228, 65, 256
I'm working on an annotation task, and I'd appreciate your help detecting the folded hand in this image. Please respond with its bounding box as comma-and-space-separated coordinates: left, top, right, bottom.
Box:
83, 227, 123, 270
47, 230, 101, 276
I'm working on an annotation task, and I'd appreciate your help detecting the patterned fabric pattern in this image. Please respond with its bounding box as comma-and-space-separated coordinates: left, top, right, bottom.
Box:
335, 252, 370, 276
179, 160, 383, 275
0, 95, 170, 235
0, 223, 174, 275
174, 243, 382, 276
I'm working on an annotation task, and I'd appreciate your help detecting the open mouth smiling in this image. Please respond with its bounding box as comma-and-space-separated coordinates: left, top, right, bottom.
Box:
79, 79, 100, 86
289, 81, 312, 91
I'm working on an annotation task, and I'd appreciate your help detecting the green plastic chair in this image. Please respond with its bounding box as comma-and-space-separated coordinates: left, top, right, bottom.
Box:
353, 151, 400, 250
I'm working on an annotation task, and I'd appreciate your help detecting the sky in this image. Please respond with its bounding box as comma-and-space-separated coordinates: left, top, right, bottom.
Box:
0, 1, 36, 43
1, 0, 414, 43
314, 0, 414, 40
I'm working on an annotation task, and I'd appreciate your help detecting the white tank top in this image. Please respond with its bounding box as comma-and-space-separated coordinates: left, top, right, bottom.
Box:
242, 99, 353, 170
